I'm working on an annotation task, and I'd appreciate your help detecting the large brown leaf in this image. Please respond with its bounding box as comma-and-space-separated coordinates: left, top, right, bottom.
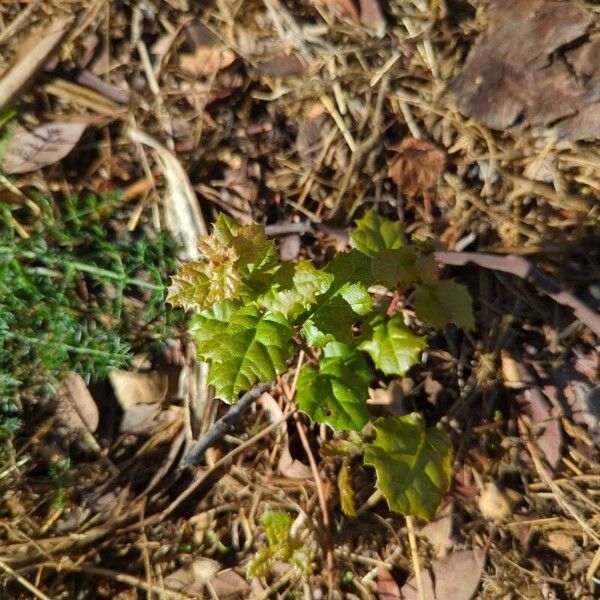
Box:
2, 122, 88, 174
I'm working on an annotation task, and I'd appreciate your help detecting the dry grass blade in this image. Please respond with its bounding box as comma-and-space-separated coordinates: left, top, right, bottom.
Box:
0, 15, 75, 113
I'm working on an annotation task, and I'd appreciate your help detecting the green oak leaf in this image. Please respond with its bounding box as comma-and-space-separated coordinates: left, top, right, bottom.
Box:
359, 313, 426, 376
189, 300, 237, 351
257, 261, 334, 320
372, 247, 418, 288
198, 305, 294, 402
296, 342, 372, 431
364, 413, 453, 520
325, 248, 375, 292
350, 210, 406, 258
302, 282, 373, 347
414, 280, 475, 330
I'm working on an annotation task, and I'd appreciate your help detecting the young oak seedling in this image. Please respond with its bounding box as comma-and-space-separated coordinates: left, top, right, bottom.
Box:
168, 210, 474, 520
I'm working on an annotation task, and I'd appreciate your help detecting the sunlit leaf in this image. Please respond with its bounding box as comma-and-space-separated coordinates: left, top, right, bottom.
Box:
350, 210, 406, 257
359, 313, 426, 376
166, 259, 239, 311
296, 342, 372, 431
257, 261, 334, 320
414, 280, 475, 330
325, 248, 375, 291
189, 300, 237, 349
198, 305, 294, 402
363, 413, 453, 520
247, 511, 312, 578
168, 214, 280, 310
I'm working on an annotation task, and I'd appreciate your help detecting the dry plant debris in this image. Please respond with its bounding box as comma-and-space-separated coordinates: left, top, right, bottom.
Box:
0, 0, 599, 598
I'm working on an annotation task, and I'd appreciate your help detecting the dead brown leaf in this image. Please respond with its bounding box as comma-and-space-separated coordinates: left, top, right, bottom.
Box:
367, 381, 406, 416
377, 563, 402, 600
420, 502, 460, 558
359, 0, 385, 36
210, 569, 251, 598
256, 54, 305, 77
55, 372, 100, 452
400, 549, 485, 600
109, 370, 169, 410
120, 403, 179, 435
319, 0, 360, 22
449, 0, 600, 138
179, 20, 236, 77
387, 137, 446, 197
2, 122, 88, 174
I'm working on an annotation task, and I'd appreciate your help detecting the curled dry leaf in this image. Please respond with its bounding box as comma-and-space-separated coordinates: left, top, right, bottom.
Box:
387, 137, 446, 197
400, 549, 485, 600
2, 122, 88, 174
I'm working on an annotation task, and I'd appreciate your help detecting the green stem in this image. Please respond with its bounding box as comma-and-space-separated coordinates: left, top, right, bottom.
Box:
1, 247, 165, 292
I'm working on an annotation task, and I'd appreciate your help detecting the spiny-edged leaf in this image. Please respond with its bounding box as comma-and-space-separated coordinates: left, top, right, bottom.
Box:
302, 282, 373, 347
338, 459, 357, 517
257, 261, 334, 320
189, 300, 237, 350
296, 342, 372, 431
364, 414, 452, 520
350, 210, 406, 258
359, 313, 426, 376
167, 260, 239, 311
247, 511, 312, 578
325, 248, 375, 292
414, 280, 475, 330
168, 214, 279, 310
372, 247, 418, 288
209, 213, 279, 280
415, 253, 439, 283
198, 305, 294, 402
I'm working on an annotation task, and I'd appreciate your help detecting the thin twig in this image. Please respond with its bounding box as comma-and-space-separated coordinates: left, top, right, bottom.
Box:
434, 251, 600, 337
180, 382, 274, 469
0, 558, 53, 600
